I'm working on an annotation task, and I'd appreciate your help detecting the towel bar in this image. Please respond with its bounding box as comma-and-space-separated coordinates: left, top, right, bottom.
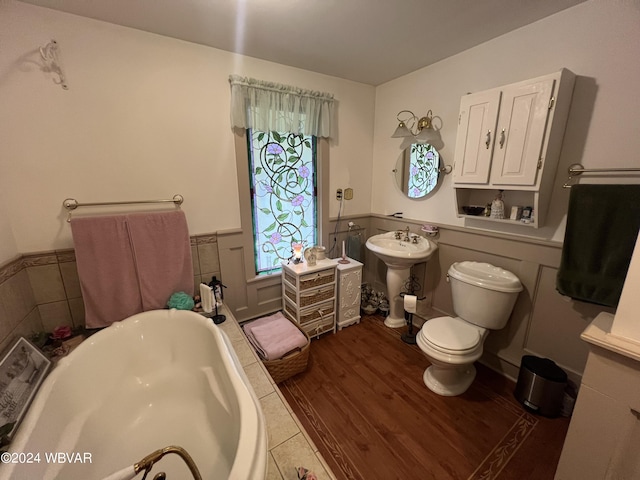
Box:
63, 194, 184, 221
562, 163, 640, 188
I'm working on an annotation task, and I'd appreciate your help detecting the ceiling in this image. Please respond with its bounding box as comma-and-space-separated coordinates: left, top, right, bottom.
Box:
19, 0, 587, 86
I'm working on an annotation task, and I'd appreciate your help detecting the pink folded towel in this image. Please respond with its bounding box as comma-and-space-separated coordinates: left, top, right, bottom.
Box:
243, 311, 283, 331
243, 312, 307, 361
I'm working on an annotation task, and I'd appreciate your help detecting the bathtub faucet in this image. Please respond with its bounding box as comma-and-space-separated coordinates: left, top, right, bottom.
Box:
135, 445, 202, 480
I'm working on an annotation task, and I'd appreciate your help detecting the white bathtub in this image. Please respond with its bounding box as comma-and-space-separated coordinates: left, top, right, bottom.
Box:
2, 309, 267, 480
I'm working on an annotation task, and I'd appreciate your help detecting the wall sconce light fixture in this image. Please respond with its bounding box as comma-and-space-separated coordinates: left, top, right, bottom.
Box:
391, 109, 437, 143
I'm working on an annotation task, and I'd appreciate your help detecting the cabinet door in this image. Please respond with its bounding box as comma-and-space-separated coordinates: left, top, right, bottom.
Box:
453, 90, 501, 184
490, 78, 555, 186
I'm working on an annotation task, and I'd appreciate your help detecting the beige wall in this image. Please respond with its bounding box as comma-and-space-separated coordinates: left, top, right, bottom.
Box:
0, 189, 18, 265
372, 0, 640, 242
0, 1, 375, 256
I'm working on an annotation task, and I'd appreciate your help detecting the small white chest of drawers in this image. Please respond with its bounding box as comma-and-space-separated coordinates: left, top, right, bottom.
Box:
336, 258, 363, 330
282, 259, 337, 338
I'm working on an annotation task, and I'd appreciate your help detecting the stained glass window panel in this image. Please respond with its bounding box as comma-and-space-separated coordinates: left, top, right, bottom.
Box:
248, 130, 317, 274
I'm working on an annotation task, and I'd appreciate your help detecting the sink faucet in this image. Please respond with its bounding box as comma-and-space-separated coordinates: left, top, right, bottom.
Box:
403, 226, 410, 242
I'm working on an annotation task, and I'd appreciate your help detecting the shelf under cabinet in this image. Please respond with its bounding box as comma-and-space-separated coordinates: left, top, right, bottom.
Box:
457, 213, 537, 228
455, 188, 540, 228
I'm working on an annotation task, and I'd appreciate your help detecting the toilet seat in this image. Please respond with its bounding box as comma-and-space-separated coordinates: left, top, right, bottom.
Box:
419, 316, 482, 355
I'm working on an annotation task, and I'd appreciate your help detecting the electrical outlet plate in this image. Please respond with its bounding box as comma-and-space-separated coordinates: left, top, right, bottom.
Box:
336, 188, 343, 200
344, 188, 353, 200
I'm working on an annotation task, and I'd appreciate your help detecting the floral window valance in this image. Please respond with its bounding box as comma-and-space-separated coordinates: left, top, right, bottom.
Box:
229, 75, 335, 138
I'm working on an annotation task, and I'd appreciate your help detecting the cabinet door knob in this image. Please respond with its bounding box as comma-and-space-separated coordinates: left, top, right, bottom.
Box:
499, 128, 506, 148
485, 130, 492, 149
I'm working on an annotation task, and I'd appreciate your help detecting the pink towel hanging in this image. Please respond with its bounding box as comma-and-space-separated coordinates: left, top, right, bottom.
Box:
71, 210, 194, 328
127, 210, 194, 311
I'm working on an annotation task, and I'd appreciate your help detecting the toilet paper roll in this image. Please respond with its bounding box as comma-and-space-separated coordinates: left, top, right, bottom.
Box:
404, 294, 417, 314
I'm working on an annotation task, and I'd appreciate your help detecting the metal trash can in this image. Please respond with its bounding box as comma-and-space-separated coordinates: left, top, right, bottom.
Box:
514, 355, 567, 417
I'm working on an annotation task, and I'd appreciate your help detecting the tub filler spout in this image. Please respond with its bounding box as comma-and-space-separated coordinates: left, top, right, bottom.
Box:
104, 446, 201, 480
134, 445, 202, 480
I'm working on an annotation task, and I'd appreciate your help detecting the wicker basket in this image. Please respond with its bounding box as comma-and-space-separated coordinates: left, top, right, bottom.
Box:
299, 270, 335, 290
284, 284, 334, 307
284, 269, 335, 291
262, 321, 311, 384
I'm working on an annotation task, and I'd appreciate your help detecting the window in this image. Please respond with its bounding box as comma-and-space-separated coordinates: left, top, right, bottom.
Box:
247, 130, 317, 274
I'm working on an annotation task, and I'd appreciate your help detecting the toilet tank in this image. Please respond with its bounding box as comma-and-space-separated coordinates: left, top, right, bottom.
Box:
448, 262, 523, 329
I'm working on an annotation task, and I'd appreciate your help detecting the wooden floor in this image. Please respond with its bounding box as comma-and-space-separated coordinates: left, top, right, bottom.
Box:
281, 314, 570, 480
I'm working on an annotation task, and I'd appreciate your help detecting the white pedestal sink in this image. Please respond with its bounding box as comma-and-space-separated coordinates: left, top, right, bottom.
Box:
366, 231, 438, 328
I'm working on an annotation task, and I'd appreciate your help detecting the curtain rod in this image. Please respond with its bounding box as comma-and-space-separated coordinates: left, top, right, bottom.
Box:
563, 164, 640, 188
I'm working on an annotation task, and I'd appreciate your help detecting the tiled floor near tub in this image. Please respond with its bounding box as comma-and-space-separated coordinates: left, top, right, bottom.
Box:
217, 305, 337, 480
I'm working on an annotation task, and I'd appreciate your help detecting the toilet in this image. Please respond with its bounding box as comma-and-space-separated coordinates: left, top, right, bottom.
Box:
416, 261, 523, 396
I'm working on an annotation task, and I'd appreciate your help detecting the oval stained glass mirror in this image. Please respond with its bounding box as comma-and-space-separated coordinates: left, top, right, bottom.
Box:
393, 143, 440, 198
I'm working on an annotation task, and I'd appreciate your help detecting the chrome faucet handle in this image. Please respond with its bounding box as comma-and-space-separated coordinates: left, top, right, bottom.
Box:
394, 230, 402, 239
411, 235, 419, 244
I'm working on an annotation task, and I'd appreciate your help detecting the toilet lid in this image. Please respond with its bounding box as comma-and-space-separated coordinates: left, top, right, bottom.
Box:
448, 261, 523, 293
421, 316, 481, 352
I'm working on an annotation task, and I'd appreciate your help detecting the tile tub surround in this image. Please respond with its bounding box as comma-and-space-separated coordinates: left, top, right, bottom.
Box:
191, 233, 222, 287
218, 306, 336, 480
0, 233, 222, 348
0, 256, 43, 355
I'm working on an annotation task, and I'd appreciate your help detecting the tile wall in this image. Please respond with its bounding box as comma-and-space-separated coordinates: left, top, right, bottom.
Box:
0, 233, 221, 352
0, 256, 42, 355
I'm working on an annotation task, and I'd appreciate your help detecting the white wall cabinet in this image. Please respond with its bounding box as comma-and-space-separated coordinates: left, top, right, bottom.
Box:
453, 69, 575, 228
453, 89, 501, 184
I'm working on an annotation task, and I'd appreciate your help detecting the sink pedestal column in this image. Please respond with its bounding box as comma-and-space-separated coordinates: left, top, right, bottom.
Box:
384, 265, 411, 328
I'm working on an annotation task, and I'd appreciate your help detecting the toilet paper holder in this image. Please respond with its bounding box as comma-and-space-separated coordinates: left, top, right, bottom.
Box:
399, 292, 426, 301
399, 292, 425, 345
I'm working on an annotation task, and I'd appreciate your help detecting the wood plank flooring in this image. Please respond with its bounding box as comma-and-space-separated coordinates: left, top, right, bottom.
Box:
281, 314, 570, 480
